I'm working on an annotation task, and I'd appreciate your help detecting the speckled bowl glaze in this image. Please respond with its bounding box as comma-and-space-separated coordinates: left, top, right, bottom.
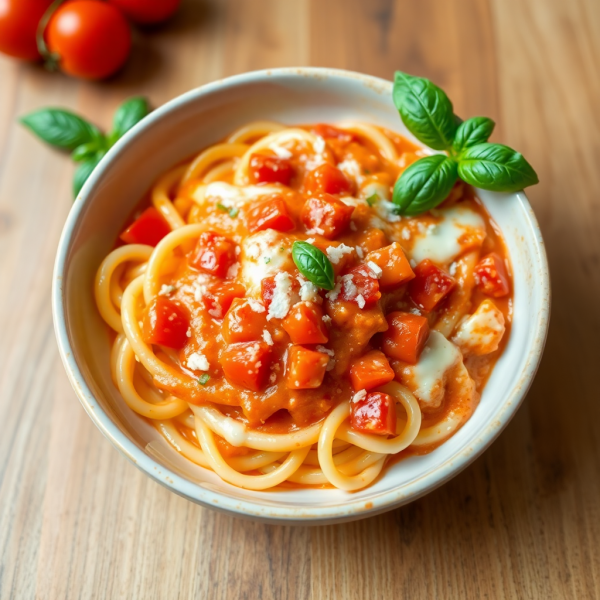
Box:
52, 68, 550, 524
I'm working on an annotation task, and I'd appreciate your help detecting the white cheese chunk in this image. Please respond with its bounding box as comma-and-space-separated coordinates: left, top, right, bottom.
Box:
410, 205, 486, 265
452, 299, 506, 356
396, 331, 462, 408
240, 230, 294, 296
187, 352, 210, 372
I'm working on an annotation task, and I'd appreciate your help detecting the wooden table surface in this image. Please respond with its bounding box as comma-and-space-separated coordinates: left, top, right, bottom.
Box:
2, 0, 599, 598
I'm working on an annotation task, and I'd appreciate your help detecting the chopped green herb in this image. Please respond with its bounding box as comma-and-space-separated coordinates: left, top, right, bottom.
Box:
228, 206, 239, 218
279, 246, 285, 252
364, 169, 371, 175
264, 257, 271, 264
198, 373, 210, 386
216, 203, 228, 212
365, 193, 379, 207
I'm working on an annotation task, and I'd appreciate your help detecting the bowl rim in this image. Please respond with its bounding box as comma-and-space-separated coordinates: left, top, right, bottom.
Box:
52, 66, 551, 524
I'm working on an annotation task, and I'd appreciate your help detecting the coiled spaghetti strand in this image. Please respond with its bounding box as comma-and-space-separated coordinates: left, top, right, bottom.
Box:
95, 244, 153, 333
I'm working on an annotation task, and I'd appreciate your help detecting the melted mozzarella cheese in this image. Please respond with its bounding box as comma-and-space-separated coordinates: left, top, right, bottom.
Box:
192, 182, 281, 208
239, 230, 294, 295
360, 181, 391, 202
452, 299, 506, 356
397, 331, 461, 408
410, 205, 486, 265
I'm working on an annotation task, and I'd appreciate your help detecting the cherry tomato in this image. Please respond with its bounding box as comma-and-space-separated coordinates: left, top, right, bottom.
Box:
0, 0, 53, 60
305, 164, 352, 195
340, 264, 381, 307
246, 197, 295, 233
108, 0, 180, 25
46, 0, 131, 80
301, 193, 354, 239
142, 297, 190, 349
474, 253, 510, 298
190, 232, 237, 278
249, 154, 294, 186
351, 392, 397, 436
221, 342, 272, 391
120, 207, 171, 247
408, 259, 455, 311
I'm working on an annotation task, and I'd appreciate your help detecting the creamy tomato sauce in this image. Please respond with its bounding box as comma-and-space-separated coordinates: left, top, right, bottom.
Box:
104, 121, 512, 485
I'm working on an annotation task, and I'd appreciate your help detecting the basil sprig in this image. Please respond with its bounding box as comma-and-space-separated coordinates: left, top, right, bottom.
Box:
392, 70, 538, 215
393, 155, 458, 216
292, 241, 335, 290
20, 97, 150, 198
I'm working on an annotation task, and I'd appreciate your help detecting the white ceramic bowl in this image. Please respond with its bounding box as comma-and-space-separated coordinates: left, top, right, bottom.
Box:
52, 67, 550, 524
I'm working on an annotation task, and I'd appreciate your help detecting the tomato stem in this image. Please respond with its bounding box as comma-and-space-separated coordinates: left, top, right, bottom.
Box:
36, 0, 67, 70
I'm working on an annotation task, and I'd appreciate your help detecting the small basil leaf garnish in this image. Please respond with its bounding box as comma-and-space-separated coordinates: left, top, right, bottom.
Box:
458, 143, 539, 192
110, 97, 150, 143
393, 155, 458, 216
71, 140, 106, 162
20, 108, 102, 151
73, 151, 105, 198
452, 117, 495, 155
292, 241, 335, 291
393, 71, 457, 150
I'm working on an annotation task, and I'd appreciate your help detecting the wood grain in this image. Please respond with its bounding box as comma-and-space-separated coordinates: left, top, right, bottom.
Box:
1, 0, 599, 597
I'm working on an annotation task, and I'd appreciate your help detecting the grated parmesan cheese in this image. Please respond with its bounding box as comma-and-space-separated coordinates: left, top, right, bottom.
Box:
187, 352, 210, 372
352, 389, 367, 404
158, 284, 175, 296
326, 243, 354, 265
267, 272, 294, 320
367, 261, 383, 279
248, 299, 266, 313
262, 330, 274, 346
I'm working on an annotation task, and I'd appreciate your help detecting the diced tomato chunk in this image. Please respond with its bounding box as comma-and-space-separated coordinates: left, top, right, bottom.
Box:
305, 163, 353, 195
282, 302, 328, 344
311, 124, 357, 144
190, 232, 237, 278
202, 281, 245, 318
351, 392, 397, 436
301, 193, 354, 239
221, 342, 272, 391
286, 345, 329, 389
339, 264, 381, 307
260, 275, 299, 309
222, 298, 268, 343
408, 259, 455, 311
142, 297, 190, 350
366, 243, 415, 290
349, 350, 395, 392
120, 207, 171, 247
245, 197, 295, 233
249, 153, 294, 185
381, 311, 430, 365
474, 253, 510, 298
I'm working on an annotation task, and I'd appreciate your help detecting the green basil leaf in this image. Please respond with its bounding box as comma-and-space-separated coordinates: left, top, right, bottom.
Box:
458, 143, 539, 192
73, 152, 105, 198
111, 97, 150, 141
452, 117, 495, 155
71, 140, 107, 162
393, 155, 458, 216
393, 71, 457, 150
20, 109, 101, 151
292, 241, 335, 291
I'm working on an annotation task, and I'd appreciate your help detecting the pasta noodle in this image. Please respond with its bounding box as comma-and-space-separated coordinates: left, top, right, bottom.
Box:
95, 120, 512, 491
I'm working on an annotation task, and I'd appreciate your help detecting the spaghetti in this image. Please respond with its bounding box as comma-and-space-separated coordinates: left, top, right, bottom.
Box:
94, 121, 512, 491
